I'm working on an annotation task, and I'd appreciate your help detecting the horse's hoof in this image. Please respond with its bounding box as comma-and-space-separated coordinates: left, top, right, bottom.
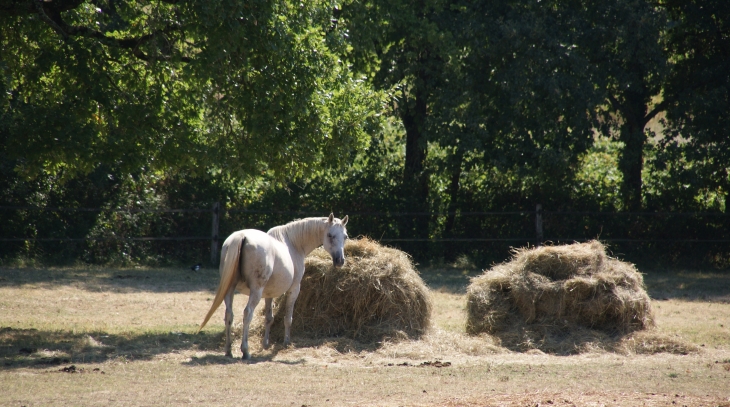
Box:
242, 352, 251, 360
225, 352, 233, 358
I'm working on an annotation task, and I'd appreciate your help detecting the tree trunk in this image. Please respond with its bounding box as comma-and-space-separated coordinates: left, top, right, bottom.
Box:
400, 60, 430, 239
618, 118, 646, 212
614, 80, 654, 213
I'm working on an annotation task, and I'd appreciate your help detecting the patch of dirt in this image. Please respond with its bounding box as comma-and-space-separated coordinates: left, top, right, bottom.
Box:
60, 365, 82, 373
418, 361, 451, 368
58, 365, 105, 374
440, 392, 730, 407
384, 361, 452, 368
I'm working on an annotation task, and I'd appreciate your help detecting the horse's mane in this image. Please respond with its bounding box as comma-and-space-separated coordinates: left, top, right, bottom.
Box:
267, 217, 327, 245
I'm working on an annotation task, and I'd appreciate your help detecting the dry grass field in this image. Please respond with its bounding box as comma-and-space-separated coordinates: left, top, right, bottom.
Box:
1, 264, 730, 406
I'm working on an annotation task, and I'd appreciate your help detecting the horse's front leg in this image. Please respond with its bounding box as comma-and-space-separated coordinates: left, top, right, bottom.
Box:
283, 284, 301, 347
241, 288, 263, 360
223, 286, 235, 358
262, 298, 274, 349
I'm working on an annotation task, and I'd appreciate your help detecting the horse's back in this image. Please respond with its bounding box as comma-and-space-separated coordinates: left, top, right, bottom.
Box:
235, 229, 295, 298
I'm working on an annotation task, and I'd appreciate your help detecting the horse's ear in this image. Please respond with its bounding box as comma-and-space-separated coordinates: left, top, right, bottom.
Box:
342, 215, 348, 226
327, 213, 334, 223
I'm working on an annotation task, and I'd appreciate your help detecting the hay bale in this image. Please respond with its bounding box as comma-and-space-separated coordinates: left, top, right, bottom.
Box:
267, 238, 432, 342
466, 241, 655, 354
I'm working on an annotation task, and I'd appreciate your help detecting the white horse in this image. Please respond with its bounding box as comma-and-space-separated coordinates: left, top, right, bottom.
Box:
197, 213, 348, 359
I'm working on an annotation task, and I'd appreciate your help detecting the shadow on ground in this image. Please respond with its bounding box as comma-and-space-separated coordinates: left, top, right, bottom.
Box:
183, 352, 307, 366
418, 266, 730, 302
4, 266, 729, 301
0, 326, 223, 370
0, 266, 219, 293
418, 267, 481, 294
642, 270, 730, 302
0, 325, 384, 369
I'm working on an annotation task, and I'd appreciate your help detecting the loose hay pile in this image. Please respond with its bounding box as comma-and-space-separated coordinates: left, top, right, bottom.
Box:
466, 241, 657, 354
267, 238, 432, 342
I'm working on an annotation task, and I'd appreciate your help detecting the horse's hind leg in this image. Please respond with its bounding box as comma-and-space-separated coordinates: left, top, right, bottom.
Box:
283, 284, 301, 346
241, 288, 263, 360
262, 298, 274, 349
223, 286, 236, 357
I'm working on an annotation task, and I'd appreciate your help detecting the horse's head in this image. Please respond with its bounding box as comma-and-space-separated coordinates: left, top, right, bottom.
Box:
323, 213, 348, 267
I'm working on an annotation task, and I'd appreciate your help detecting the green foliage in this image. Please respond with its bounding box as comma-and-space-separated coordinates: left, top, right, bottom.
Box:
658, 0, 730, 210
573, 137, 623, 211
241, 117, 406, 237
1, 0, 729, 267
0, 0, 381, 183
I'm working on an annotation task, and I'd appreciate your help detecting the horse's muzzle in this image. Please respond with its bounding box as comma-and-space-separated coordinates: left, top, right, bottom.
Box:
332, 254, 345, 268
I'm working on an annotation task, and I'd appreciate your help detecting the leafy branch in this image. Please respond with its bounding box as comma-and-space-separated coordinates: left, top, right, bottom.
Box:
6, 0, 191, 62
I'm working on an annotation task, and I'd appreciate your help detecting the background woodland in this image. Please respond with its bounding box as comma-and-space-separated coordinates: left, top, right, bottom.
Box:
1, 0, 728, 266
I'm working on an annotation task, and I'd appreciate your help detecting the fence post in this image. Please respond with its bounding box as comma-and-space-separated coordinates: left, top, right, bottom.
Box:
535, 204, 543, 246
210, 202, 220, 265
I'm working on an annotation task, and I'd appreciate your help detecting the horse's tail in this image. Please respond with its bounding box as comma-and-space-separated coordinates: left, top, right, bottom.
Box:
197, 231, 245, 333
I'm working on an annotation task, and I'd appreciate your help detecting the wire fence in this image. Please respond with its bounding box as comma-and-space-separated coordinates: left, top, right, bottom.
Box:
2, 204, 729, 264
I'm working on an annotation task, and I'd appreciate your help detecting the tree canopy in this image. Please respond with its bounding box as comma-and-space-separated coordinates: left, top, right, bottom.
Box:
1, 0, 729, 265
1, 0, 382, 182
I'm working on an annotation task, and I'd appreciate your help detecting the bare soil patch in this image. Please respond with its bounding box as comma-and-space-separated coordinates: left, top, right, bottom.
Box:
442, 392, 729, 407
